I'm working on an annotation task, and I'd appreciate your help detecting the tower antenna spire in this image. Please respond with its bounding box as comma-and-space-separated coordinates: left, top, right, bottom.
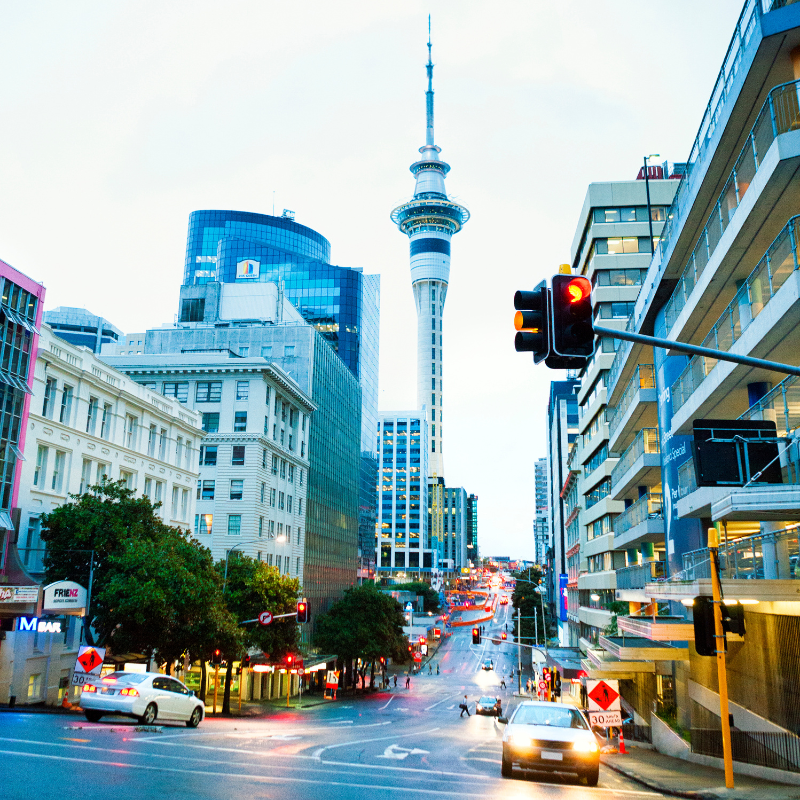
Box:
426, 15, 434, 146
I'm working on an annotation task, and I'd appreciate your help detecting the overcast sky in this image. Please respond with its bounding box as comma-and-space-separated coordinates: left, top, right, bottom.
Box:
0, 1, 743, 560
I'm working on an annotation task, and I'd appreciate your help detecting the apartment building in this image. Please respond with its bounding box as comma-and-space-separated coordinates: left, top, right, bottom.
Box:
585, 0, 800, 757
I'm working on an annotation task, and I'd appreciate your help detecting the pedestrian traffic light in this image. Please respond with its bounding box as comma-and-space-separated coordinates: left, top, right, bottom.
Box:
550, 274, 594, 362
296, 599, 309, 624
211, 648, 222, 666
472, 627, 481, 644
514, 281, 550, 364
693, 595, 718, 656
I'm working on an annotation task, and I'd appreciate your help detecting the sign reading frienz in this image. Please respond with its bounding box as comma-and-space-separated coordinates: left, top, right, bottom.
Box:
42, 581, 87, 612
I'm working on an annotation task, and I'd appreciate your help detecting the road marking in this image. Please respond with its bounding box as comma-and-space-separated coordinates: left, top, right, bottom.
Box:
330, 720, 354, 725
378, 696, 395, 710
446, 705, 455, 710
60, 737, 90, 743
377, 744, 429, 760
313, 727, 440, 761
462, 756, 500, 764
424, 693, 459, 711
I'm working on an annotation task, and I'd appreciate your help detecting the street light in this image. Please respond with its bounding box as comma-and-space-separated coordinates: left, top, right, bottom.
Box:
643, 153, 661, 258
222, 539, 265, 592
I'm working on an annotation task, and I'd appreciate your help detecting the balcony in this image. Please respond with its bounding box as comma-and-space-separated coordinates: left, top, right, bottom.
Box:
614, 493, 665, 550
670, 216, 800, 425
615, 560, 666, 590
610, 428, 661, 500
739, 372, 800, 435
608, 364, 657, 452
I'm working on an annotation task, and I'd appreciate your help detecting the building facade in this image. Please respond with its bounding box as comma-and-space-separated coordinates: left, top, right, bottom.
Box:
376, 411, 432, 581
534, 457, 549, 566
390, 35, 469, 478
0, 324, 202, 706
466, 493, 478, 563
43, 307, 123, 354
442, 486, 468, 573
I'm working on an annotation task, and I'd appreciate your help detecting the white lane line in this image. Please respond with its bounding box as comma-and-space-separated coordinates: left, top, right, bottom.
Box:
462, 757, 500, 764
378, 695, 395, 710
446, 705, 455, 710
424, 693, 459, 711
313, 726, 441, 761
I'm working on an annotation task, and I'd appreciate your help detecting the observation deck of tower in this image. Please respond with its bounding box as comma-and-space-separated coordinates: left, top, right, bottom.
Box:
390, 22, 469, 480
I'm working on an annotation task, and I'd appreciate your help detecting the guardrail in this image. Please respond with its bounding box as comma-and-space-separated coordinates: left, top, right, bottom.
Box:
616, 561, 666, 590
608, 365, 656, 441
610, 428, 660, 491
740, 373, 800, 436
615, 493, 663, 538
692, 727, 800, 773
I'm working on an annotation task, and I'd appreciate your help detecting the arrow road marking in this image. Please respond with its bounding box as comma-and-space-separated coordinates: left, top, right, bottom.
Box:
378, 744, 430, 761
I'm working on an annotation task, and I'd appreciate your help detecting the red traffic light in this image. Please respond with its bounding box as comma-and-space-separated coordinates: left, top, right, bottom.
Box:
296, 599, 309, 623
286, 654, 294, 665
564, 276, 591, 304
501, 632, 507, 640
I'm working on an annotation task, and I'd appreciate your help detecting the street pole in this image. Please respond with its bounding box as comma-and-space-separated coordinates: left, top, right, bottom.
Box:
517, 610, 522, 694
709, 527, 735, 790
286, 669, 291, 708
213, 665, 219, 715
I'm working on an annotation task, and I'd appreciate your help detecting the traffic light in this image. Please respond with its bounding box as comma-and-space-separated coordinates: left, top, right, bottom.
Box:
211, 648, 222, 666
501, 631, 507, 640
514, 281, 550, 364
296, 599, 309, 624
554, 669, 562, 698
551, 274, 594, 362
285, 653, 295, 668
693, 596, 718, 656
472, 627, 481, 644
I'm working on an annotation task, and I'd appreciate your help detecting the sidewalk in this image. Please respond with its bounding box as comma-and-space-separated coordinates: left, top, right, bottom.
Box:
602, 746, 800, 799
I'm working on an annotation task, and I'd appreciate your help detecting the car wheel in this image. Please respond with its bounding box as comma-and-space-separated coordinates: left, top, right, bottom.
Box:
84, 710, 103, 722
501, 750, 513, 778
186, 707, 202, 728
582, 766, 599, 787
139, 703, 158, 725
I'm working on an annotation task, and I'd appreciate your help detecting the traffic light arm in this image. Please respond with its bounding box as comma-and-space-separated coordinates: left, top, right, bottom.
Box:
593, 323, 800, 378
240, 611, 298, 624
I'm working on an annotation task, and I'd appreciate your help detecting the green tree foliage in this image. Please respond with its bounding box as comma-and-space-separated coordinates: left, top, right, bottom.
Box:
41, 479, 239, 662
313, 583, 408, 665
387, 581, 441, 613
510, 567, 551, 646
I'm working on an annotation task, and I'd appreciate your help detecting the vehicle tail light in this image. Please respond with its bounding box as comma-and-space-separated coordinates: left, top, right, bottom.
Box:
82, 684, 97, 693
119, 688, 139, 697
102, 677, 117, 683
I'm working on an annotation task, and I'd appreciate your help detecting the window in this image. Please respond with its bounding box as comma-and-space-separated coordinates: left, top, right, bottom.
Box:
180, 298, 205, 323
230, 480, 244, 500
80, 459, 92, 493
302, 414, 306, 431
279, 491, 285, 510
234, 411, 247, 432
284, 345, 295, 356
259, 517, 264, 537
260, 482, 266, 503
277, 522, 284, 539
200, 445, 217, 466
238, 346, 249, 357
286, 526, 292, 543
298, 498, 303, 515
42, 378, 57, 419
198, 480, 215, 500
163, 382, 189, 403
301, 441, 305, 458
287, 495, 293, 513
201, 412, 219, 433
296, 557, 300, 575
272, 455, 278, 475
173, 436, 183, 465
195, 381, 222, 402
280, 428, 285, 446
281, 402, 287, 422
431, 378, 436, 390
96, 462, 108, 483
299, 469, 304, 486
227, 515, 242, 536
236, 381, 249, 400
195, 513, 213, 536
269, 520, 275, 538
144, 477, 152, 498
181, 488, 189, 521
154, 480, 163, 505
184, 440, 192, 469
280, 460, 287, 479
51, 451, 66, 493
272, 423, 277, 441
100, 403, 112, 439
432, 352, 436, 365
596, 301, 636, 319
34, 445, 48, 488
288, 464, 294, 483
171, 486, 179, 519
232, 445, 245, 465
86, 396, 99, 434
288, 434, 293, 451
147, 424, 157, 457
125, 415, 138, 448
261, 346, 272, 358
158, 428, 167, 459
270, 488, 276, 507
120, 469, 134, 490
27, 674, 42, 700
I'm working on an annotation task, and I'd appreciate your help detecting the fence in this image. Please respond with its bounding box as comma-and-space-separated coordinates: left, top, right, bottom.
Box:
691, 728, 800, 773
610, 428, 660, 491
616, 561, 666, 590
622, 723, 652, 744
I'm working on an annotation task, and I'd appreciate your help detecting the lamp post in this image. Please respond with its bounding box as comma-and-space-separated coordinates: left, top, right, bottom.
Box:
643, 153, 660, 258
222, 539, 265, 592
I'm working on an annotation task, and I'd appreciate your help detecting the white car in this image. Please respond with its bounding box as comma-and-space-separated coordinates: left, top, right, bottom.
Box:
80, 671, 204, 727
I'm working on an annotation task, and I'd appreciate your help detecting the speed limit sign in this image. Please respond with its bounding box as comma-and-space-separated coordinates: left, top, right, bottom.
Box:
258, 610, 273, 626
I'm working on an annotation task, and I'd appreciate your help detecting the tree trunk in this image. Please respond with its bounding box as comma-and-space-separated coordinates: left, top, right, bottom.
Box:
200, 660, 207, 702
222, 659, 233, 715
370, 660, 375, 690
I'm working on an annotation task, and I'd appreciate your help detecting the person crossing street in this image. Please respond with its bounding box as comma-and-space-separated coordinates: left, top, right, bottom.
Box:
459, 695, 470, 717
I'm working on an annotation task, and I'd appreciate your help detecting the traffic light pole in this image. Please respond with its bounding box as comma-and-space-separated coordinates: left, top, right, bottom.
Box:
592, 324, 800, 377
709, 526, 735, 790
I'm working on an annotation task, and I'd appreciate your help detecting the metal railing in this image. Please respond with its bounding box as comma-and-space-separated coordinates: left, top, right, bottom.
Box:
740, 374, 800, 436
608, 365, 656, 440
657, 0, 761, 262
622, 723, 652, 744
692, 728, 800, 773
682, 522, 800, 581
662, 74, 800, 334
616, 560, 666, 590
671, 215, 800, 414
610, 428, 660, 491
615, 493, 663, 538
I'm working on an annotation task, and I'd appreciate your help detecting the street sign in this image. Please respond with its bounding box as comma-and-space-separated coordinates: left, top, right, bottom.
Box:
413, 652, 422, 662
258, 610, 274, 626
538, 680, 547, 693
587, 679, 620, 712
588, 710, 623, 728
72, 645, 105, 686
542, 666, 551, 681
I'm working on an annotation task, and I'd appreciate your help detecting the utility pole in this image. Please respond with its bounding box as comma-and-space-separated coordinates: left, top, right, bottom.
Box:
709, 527, 735, 790
517, 610, 522, 694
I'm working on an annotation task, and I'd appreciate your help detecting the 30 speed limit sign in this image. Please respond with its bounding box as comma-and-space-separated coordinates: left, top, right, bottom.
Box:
588, 710, 622, 727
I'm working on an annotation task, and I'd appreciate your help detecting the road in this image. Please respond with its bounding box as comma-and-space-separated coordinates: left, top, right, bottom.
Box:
0, 603, 666, 800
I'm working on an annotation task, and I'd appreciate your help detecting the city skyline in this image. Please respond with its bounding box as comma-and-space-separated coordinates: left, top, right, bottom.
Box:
0, 0, 742, 558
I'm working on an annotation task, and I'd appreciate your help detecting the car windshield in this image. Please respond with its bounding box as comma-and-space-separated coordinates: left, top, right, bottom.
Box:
104, 671, 149, 684
512, 705, 588, 729
479, 697, 497, 704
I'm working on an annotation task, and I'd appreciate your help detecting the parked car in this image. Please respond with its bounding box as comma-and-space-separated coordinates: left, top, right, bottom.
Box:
80, 671, 204, 727
499, 700, 599, 785
476, 696, 501, 716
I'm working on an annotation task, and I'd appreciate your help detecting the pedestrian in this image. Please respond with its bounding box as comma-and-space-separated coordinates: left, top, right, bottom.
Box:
429, 664, 432, 675
393, 675, 397, 688
501, 677, 506, 689
459, 695, 471, 717
405, 675, 411, 689
436, 664, 439, 675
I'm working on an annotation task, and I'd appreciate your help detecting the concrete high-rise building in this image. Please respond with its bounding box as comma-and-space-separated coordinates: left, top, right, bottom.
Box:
391, 29, 469, 478
44, 307, 122, 353
466, 493, 478, 563
442, 486, 467, 573
534, 458, 549, 566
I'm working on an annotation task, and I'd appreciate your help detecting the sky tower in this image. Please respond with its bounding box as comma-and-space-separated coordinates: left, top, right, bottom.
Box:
390, 21, 469, 479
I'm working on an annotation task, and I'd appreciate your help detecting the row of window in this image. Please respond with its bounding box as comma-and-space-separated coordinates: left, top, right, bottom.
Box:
591, 268, 647, 287
592, 206, 667, 224
194, 513, 301, 546
591, 236, 654, 257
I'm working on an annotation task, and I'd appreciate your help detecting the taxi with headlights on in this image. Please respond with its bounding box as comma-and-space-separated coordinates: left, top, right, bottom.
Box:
498, 700, 599, 785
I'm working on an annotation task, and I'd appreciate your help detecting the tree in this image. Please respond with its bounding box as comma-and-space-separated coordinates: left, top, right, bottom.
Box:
41, 478, 238, 665
388, 581, 441, 613
215, 555, 301, 713
313, 583, 407, 691
510, 567, 551, 647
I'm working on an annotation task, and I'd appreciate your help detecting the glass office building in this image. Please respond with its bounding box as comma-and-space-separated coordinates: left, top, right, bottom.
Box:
43, 306, 122, 353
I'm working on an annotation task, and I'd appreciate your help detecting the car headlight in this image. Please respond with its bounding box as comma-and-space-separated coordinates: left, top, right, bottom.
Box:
573, 738, 599, 753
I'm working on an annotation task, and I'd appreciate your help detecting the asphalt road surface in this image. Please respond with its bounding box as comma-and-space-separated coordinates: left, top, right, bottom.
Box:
0, 602, 667, 799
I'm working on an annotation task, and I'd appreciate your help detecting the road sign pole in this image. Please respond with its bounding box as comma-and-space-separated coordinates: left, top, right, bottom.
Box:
709, 527, 735, 790
517, 608, 522, 693
286, 669, 291, 708
213, 665, 219, 715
